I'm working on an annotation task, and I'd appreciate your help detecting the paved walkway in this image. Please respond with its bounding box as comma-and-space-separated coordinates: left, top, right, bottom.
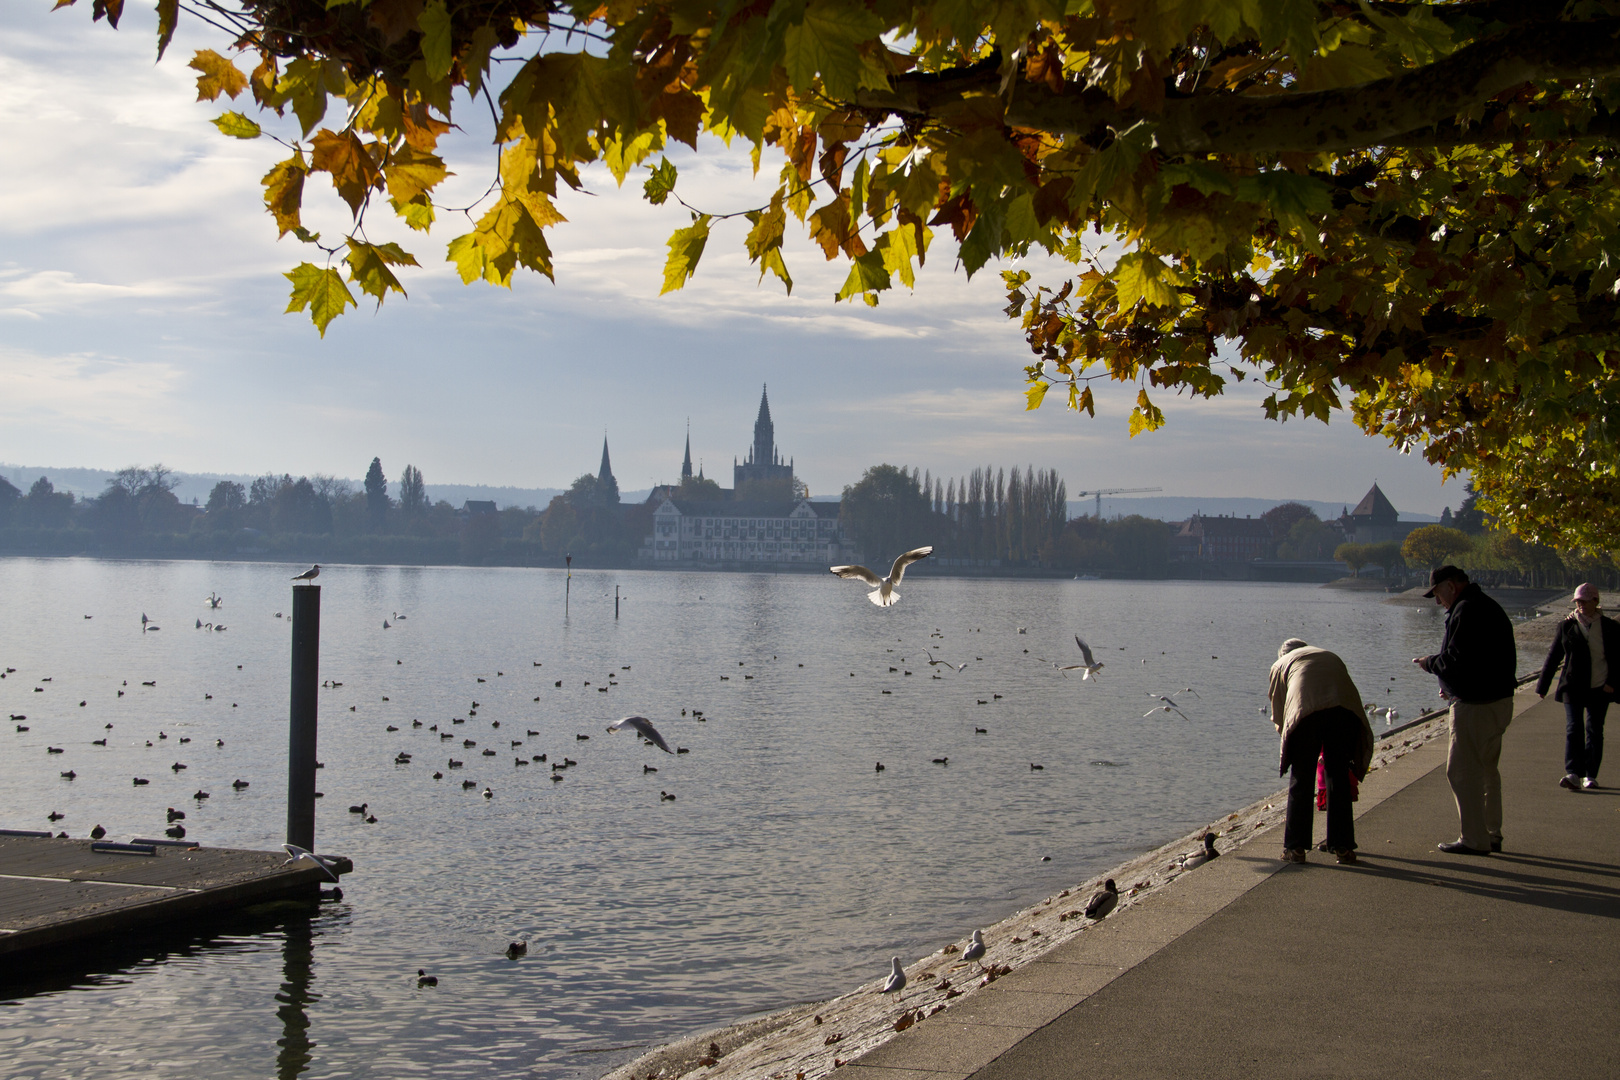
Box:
847, 691, 1620, 1079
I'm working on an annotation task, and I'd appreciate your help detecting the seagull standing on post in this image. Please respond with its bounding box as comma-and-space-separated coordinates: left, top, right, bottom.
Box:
831, 546, 932, 607
292, 564, 320, 584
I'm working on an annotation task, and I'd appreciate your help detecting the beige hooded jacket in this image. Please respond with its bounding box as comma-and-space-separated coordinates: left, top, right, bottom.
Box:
1268, 641, 1375, 779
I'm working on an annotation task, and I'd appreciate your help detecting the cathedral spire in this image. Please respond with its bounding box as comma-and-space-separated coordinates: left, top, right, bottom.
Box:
598, 433, 615, 486
752, 384, 773, 467
682, 420, 693, 480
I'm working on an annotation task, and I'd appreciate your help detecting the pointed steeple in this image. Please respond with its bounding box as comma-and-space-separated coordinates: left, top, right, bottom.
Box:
595, 433, 620, 505
682, 420, 693, 480
752, 384, 774, 468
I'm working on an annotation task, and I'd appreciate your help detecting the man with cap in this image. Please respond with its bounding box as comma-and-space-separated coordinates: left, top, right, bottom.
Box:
1413, 565, 1518, 854
1535, 583, 1619, 791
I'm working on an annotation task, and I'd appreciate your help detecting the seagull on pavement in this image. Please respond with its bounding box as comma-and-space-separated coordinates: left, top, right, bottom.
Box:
961, 929, 986, 969
607, 715, 673, 754
291, 564, 320, 584
831, 546, 933, 607
881, 956, 907, 995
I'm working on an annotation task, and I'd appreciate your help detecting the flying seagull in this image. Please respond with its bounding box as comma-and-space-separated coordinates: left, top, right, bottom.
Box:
281, 842, 340, 882
830, 546, 933, 607
1056, 635, 1104, 680
924, 649, 967, 673
606, 715, 673, 754
291, 564, 320, 584
1143, 704, 1192, 720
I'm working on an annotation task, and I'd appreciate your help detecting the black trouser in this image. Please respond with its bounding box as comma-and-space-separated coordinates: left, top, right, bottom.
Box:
1564, 692, 1610, 780
1283, 707, 1359, 852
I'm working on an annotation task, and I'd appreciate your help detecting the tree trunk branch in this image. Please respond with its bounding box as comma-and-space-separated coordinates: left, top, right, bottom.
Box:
858, 20, 1620, 155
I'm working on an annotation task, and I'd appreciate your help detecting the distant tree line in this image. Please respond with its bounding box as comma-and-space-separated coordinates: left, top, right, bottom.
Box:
0, 461, 580, 567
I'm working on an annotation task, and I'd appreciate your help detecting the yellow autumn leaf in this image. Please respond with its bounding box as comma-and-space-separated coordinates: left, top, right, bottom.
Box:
190, 49, 247, 101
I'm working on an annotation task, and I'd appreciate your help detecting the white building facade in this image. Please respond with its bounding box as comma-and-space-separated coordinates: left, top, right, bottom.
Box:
643, 498, 855, 565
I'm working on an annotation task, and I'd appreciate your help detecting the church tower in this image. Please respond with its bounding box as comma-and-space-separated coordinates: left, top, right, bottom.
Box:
596, 434, 620, 504
752, 387, 775, 469
682, 421, 694, 481
734, 384, 795, 492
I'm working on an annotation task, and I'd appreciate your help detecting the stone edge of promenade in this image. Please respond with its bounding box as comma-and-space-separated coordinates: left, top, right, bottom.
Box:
600, 700, 1505, 1080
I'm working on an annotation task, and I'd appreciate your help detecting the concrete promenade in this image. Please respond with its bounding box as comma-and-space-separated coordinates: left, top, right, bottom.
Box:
847, 691, 1620, 1079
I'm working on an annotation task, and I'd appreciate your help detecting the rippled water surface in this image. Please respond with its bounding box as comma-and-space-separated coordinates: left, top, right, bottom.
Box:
0, 558, 1467, 1077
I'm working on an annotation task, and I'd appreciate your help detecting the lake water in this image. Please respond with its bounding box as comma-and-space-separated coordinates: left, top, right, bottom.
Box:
0, 558, 1479, 1078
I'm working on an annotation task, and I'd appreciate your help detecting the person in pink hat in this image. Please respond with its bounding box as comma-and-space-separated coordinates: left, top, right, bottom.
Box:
1535, 583, 1620, 790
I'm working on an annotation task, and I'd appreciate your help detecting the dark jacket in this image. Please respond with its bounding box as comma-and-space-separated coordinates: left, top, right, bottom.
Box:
1422, 583, 1517, 703
1536, 614, 1620, 702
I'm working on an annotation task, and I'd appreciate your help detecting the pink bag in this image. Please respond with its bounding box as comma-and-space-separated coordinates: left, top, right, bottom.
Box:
1316, 750, 1359, 810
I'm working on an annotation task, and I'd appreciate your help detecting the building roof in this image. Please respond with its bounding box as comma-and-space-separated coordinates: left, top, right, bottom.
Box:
1349, 483, 1398, 522
1177, 514, 1272, 538
462, 500, 498, 515
661, 498, 838, 519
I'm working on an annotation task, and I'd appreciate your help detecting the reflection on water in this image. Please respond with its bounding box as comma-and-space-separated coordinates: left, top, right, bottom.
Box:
0, 558, 1467, 1078
277, 917, 317, 1080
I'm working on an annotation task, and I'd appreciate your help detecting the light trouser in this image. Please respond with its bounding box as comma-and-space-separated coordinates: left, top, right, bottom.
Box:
1446, 696, 1515, 849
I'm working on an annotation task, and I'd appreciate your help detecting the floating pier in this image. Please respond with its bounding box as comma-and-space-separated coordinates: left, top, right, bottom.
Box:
0, 832, 351, 961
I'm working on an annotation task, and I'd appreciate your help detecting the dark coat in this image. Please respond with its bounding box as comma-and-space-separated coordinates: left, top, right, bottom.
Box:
1422, 583, 1517, 703
1535, 614, 1620, 702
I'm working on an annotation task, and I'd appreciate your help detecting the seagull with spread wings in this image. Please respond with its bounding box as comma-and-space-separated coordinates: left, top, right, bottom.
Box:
1056, 635, 1104, 680
282, 843, 341, 882
924, 649, 967, 673
830, 546, 932, 607
606, 715, 674, 754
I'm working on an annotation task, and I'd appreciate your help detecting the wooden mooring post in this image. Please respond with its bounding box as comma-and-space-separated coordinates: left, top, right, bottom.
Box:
287, 584, 320, 852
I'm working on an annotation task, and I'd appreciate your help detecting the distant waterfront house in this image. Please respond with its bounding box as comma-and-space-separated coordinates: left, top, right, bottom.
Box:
461, 499, 498, 517
641, 498, 854, 565
1340, 482, 1419, 545
1173, 514, 1274, 562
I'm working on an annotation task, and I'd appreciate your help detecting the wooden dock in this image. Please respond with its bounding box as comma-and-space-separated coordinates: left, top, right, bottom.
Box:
0, 831, 352, 961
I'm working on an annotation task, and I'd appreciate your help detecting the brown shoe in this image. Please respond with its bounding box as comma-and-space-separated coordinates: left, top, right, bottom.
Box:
1334, 848, 1357, 865
1280, 848, 1307, 863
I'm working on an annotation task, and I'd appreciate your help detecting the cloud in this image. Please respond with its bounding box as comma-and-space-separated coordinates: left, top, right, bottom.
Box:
0, 348, 186, 435
0, 269, 198, 317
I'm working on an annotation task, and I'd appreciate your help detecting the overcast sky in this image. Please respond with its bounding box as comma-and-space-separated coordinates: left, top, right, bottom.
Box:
1, 5, 1466, 516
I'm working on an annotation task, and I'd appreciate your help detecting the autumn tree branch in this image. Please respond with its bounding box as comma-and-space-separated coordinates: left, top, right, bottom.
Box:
857, 19, 1620, 154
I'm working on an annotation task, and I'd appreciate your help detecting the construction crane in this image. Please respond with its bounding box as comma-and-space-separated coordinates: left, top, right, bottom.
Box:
1073, 487, 1162, 520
